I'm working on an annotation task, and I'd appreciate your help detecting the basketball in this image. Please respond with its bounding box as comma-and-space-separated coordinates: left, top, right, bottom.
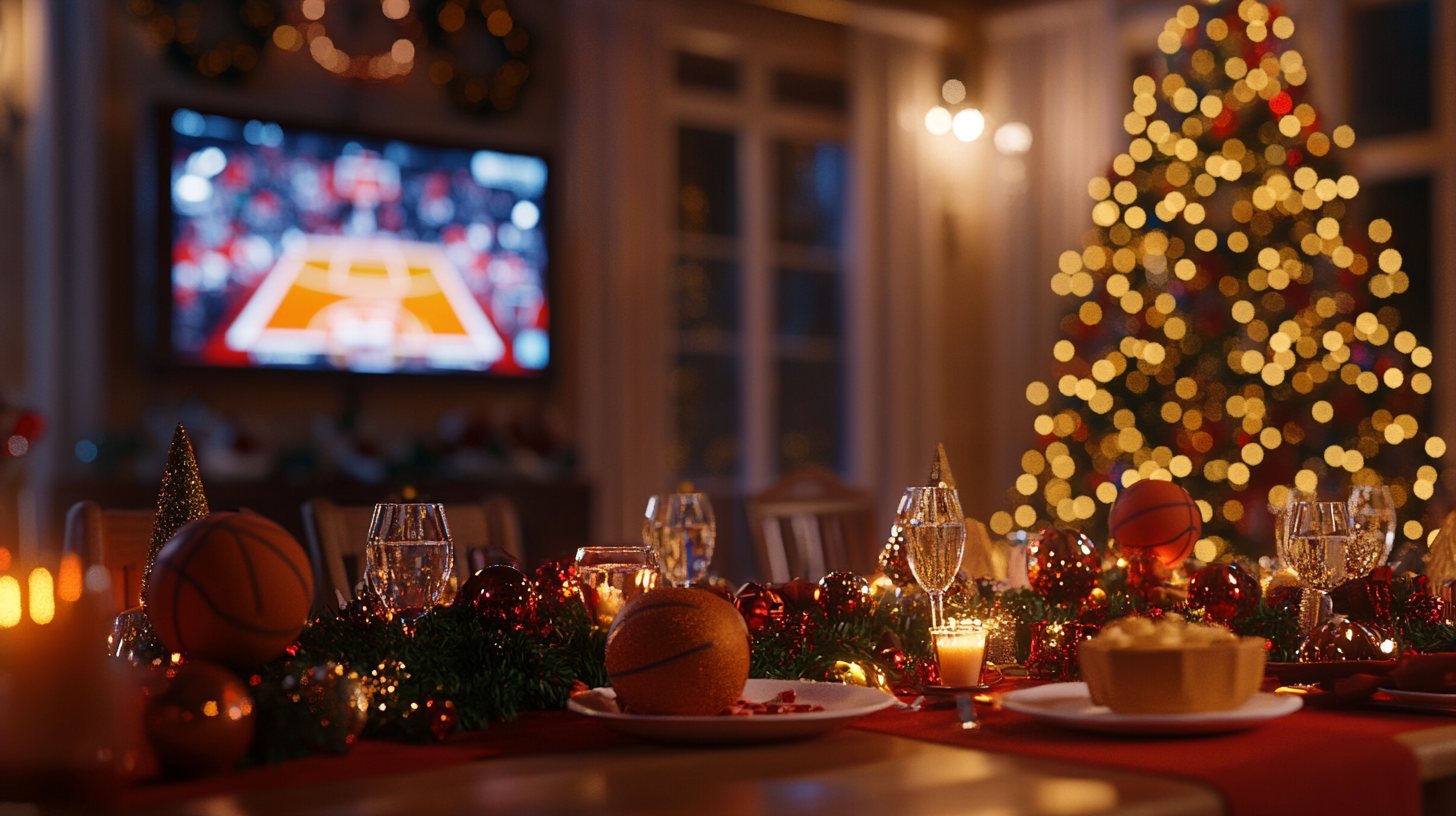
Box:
146, 512, 315, 669
605, 587, 749, 716
1108, 480, 1200, 567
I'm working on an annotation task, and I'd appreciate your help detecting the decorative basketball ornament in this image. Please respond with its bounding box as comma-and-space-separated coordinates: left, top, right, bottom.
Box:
146, 512, 314, 669
605, 587, 750, 716
1108, 480, 1201, 568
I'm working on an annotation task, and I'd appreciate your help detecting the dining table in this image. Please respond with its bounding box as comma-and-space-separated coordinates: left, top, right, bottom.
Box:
116, 688, 1456, 816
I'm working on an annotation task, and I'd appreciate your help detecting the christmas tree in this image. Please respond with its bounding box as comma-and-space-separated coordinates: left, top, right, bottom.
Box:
987, 0, 1446, 561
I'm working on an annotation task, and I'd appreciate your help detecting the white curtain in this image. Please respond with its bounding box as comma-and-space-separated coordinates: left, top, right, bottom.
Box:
980, 0, 1122, 503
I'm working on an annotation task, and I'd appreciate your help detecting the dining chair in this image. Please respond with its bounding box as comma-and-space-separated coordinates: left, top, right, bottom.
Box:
747, 465, 877, 583
302, 497, 526, 604
62, 501, 157, 615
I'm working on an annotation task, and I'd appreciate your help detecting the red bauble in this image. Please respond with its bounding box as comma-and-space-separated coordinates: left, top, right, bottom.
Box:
1026, 621, 1097, 681
777, 579, 821, 611
1027, 527, 1101, 604
818, 571, 870, 618
144, 661, 255, 777
1188, 563, 1261, 620
455, 565, 538, 630
1108, 480, 1200, 567
734, 582, 785, 633
532, 559, 581, 607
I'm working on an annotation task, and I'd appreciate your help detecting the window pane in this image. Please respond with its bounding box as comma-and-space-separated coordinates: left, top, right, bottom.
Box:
678, 258, 739, 333
679, 127, 739, 236
1349, 1, 1431, 138
776, 268, 838, 339
777, 360, 841, 473
775, 139, 844, 246
773, 70, 847, 112
673, 354, 740, 478
677, 52, 739, 93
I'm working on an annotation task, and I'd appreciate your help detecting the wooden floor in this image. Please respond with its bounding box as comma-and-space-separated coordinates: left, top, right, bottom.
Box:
139, 730, 1222, 816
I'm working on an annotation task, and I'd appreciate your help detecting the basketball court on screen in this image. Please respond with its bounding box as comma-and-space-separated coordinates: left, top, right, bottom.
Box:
222, 234, 505, 373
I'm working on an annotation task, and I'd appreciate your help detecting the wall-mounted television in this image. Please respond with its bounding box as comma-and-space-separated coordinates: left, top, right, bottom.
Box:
162, 107, 550, 377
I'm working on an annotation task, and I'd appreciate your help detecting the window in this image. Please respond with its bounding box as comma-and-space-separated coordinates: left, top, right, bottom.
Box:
669, 35, 848, 497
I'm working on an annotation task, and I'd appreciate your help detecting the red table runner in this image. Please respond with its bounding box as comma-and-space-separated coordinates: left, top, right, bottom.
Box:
854, 702, 1441, 816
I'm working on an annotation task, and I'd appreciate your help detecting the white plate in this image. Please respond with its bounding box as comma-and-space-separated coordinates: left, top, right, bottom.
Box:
567, 678, 897, 745
1376, 688, 1456, 710
1000, 682, 1303, 735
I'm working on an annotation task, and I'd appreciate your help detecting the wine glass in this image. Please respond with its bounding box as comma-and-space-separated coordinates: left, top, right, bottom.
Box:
575, 546, 660, 628
897, 486, 966, 629
1282, 501, 1352, 635
1347, 485, 1397, 578
642, 495, 667, 550
659, 493, 715, 587
366, 503, 454, 629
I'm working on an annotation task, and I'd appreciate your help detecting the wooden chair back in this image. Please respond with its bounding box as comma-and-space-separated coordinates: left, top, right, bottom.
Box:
302, 498, 526, 604
747, 466, 877, 583
62, 501, 157, 615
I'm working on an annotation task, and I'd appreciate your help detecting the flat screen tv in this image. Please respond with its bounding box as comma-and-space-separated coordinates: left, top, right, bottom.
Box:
162, 107, 550, 377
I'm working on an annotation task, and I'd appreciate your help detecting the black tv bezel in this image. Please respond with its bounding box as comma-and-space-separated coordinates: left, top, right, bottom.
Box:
145, 103, 558, 385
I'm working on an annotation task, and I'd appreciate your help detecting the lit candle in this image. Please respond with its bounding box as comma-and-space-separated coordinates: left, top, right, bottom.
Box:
932, 623, 988, 687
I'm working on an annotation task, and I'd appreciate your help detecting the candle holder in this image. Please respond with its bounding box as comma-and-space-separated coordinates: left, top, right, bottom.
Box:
927, 621, 990, 691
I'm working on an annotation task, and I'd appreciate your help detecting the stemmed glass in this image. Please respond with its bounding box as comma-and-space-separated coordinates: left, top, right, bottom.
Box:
1347, 485, 1397, 579
1282, 501, 1353, 635
897, 486, 966, 629
658, 493, 716, 587
642, 495, 667, 550
366, 503, 454, 630
575, 546, 660, 628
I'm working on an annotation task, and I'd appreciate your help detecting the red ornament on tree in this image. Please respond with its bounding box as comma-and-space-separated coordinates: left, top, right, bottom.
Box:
455, 565, 538, 630
1108, 480, 1200, 568
734, 582, 785, 633
818, 571, 871, 618
1188, 563, 1260, 621
1027, 527, 1101, 604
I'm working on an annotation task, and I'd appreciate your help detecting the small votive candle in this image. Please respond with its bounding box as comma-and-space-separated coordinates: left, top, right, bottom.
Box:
931, 622, 988, 687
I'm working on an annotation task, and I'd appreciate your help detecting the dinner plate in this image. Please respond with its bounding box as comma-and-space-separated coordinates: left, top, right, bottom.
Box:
567, 678, 897, 745
1375, 688, 1456, 710
1000, 682, 1303, 735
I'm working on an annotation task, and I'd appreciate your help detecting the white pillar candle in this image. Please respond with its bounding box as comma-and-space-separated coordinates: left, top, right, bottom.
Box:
932, 624, 988, 687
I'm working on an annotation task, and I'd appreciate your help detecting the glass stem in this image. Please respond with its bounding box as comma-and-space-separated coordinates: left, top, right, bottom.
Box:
1297, 588, 1329, 634
928, 590, 946, 629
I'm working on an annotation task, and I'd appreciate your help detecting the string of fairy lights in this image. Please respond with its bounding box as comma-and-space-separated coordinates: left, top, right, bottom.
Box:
991, 0, 1447, 563
122, 0, 530, 113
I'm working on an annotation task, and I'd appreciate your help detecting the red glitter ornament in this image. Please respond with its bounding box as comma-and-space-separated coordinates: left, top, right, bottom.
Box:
1404, 592, 1446, 629
455, 565, 538, 630
818, 571, 871, 618
1026, 621, 1096, 681
1188, 563, 1261, 620
1027, 527, 1101, 604
734, 582, 786, 634
777, 579, 821, 612
532, 559, 580, 608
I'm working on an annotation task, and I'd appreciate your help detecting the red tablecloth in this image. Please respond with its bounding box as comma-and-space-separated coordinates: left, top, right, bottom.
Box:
854, 701, 1441, 816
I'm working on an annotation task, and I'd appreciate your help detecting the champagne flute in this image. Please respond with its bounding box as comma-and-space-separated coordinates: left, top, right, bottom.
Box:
366, 503, 454, 629
897, 486, 966, 629
659, 493, 715, 587
575, 546, 660, 628
1347, 485, 1397, 578
1283, 501, 1352, 635
642, 495, 667, 550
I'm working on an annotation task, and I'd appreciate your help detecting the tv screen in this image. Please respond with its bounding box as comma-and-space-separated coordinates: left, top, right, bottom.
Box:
164, 108, 550, 376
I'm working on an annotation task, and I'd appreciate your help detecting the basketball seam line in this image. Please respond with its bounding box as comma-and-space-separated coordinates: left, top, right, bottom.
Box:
608, 641, 715, 679
617, 601, 697, 625
228, 520, 311, 593
166, 514, 229, 652
174, 568, 306, 637
232, 526, 266, 616
1112, 501, 1196, 530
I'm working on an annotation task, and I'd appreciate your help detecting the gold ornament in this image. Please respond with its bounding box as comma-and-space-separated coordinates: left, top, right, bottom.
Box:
832, 660, 892, 692
141, 424, 210, 608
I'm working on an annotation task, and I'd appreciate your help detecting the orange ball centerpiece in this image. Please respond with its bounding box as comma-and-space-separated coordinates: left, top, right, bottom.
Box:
146, 512, 315, 669
605, 587, 750, 716
1108, 479, 1201, 568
